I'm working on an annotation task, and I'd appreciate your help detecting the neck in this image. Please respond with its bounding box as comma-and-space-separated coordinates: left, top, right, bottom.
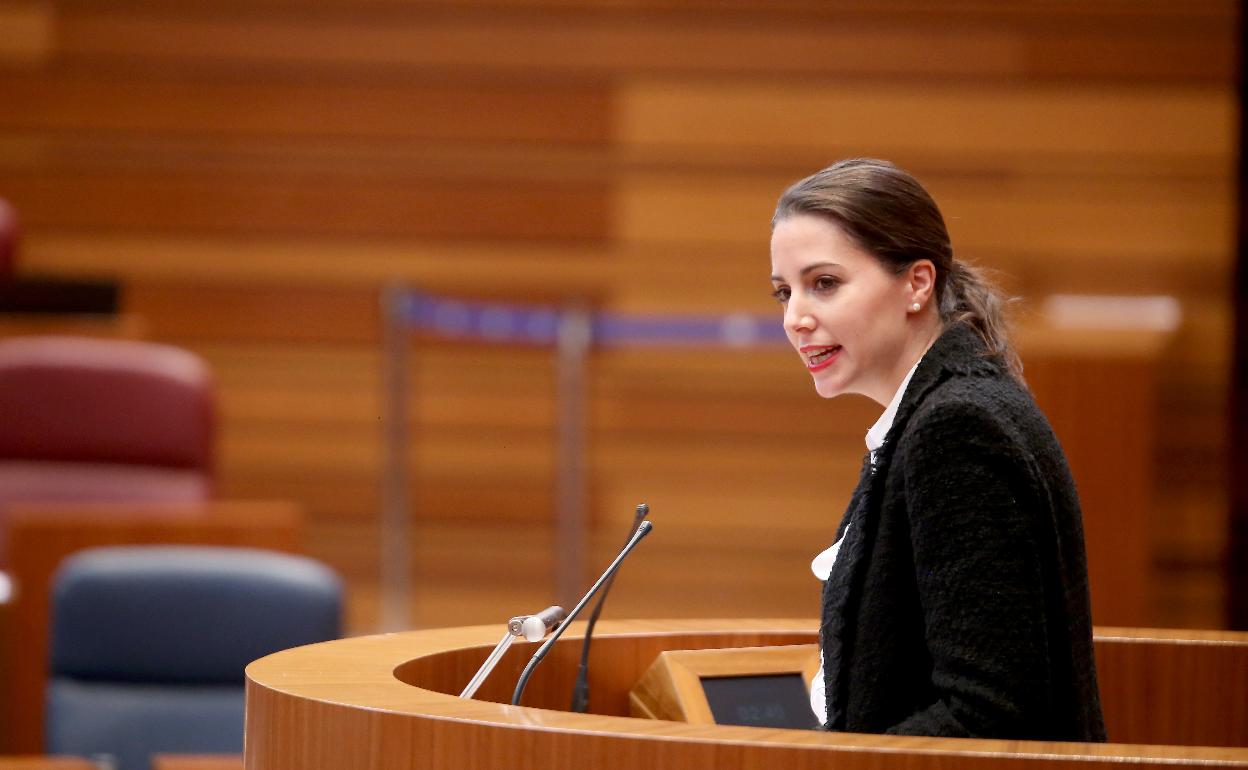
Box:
868, 317, 943, 406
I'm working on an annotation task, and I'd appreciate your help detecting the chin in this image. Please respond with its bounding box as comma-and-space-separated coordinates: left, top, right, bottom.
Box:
811, 376, 849, 400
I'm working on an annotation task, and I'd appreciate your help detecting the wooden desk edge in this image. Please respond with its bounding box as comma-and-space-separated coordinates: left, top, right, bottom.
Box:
245, 619, 1248, 765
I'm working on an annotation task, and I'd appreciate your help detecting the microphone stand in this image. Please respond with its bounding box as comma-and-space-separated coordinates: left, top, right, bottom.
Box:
511, 519, 653, 706
459, 626, 521, 699
569, 503, 648, 712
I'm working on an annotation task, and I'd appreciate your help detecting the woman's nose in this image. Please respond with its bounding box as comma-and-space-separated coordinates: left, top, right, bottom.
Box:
785, 297, 815, 334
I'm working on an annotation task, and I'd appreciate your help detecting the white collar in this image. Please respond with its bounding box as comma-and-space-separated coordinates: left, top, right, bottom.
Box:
865, 357, 923, 455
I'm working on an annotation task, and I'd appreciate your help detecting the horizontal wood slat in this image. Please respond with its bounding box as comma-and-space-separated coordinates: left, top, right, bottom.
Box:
0, 2, 54, 64
618, 81, 1233, 159
50, 0, 1237, 26
49, 7, 1234, 82
2, 171, 609, 240
0, 69, 609, 143
615, 171, 1234, 260
19, 232, 611, 298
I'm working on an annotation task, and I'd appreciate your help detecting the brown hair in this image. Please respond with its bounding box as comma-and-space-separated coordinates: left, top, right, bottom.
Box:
772, 158, 1022, 379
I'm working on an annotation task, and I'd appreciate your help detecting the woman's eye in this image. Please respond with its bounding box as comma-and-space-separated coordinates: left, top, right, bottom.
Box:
771, 286, 791, 303
813, 275, 840, 292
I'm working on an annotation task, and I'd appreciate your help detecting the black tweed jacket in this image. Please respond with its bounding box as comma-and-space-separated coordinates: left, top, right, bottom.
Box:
818, 323, 1107, 740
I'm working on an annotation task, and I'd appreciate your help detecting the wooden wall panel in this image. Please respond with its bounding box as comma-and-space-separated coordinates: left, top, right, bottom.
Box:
57, 10, 1026, 78
54, 4, 1225, 84
20, 232, 610, 295
126, 284, 380, 343
0, 70, 610, 144
0, 1, 53, 64
614, 172, 1234, 261
0, 0, 1235, 642
617, 82, 1233, 159
4, 171, 609, 240
1026, 347, 1161, 625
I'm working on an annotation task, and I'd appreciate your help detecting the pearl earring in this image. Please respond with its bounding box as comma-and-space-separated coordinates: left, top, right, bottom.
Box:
909, 302, 921, 312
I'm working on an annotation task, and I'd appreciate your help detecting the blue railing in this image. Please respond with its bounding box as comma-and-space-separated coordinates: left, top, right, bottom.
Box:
395, 290, 788, 347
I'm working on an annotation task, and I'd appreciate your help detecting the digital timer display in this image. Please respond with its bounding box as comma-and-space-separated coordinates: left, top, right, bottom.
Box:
700, 674, 819, 730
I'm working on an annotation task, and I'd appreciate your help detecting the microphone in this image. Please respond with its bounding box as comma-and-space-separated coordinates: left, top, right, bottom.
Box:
516, 605, 567, 642
460, 605, 567, 699
570, 503, 649, 712
511, 519, 653, 706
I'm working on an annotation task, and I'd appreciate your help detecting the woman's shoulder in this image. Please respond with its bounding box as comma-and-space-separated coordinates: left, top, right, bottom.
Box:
902, 367, 1061, 469
906, 377, 1021, 443
888, 323, 1058, 462
923, 367, 1030, 416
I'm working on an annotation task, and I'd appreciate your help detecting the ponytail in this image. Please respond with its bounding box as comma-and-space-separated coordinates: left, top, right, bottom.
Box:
941, 261, 1023, 381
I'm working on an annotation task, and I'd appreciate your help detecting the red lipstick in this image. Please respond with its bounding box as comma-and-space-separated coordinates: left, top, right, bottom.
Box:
800, 344, 841, 372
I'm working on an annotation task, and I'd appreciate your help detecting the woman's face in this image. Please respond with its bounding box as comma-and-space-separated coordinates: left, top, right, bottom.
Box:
769, 214, 920, 403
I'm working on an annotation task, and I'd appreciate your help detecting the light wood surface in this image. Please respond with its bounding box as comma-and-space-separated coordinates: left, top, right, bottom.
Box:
1094, 627, 1248, 747
1, 501, 303, 754
245, 620, 1248, 769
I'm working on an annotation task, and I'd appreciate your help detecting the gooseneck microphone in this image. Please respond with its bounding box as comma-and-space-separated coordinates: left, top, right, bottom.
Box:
511, 519, 654, 706
570, 503, 649, 712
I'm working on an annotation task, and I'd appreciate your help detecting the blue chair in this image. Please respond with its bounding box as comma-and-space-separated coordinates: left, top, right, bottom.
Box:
45, 546, 342, 770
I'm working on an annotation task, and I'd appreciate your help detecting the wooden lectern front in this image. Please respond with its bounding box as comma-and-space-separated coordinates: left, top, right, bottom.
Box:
244, 619, 1248, 769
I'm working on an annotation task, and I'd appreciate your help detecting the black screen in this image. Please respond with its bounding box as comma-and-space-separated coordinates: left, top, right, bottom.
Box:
700, 674, 818, 730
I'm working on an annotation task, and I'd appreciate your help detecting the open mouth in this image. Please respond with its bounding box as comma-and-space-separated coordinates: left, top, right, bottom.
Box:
803, 345, 841, 370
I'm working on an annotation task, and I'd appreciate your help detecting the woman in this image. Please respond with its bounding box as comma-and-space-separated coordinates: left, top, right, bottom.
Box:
769, 158, 1106, 741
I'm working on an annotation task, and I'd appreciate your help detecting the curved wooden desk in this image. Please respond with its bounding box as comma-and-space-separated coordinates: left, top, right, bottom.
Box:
245, 620, 1248, 769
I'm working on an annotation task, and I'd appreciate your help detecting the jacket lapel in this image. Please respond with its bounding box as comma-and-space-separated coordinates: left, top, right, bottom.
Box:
819, 454, 874, 729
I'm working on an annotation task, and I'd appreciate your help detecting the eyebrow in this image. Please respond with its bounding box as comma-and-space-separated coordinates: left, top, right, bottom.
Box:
770, 261, 841, 283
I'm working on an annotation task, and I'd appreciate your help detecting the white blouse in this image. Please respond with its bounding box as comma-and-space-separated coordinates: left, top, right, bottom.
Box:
809, 359, 922, 724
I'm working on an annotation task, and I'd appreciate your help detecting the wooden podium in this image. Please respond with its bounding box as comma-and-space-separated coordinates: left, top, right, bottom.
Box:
244, 620, 1248, 769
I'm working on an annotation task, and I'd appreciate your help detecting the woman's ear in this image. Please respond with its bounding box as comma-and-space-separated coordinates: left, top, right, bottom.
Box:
907, 260, 936, 307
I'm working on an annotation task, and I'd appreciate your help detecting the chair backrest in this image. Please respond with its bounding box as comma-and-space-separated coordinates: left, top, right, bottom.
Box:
45, 546, 342, 770
0, 336, 215, 565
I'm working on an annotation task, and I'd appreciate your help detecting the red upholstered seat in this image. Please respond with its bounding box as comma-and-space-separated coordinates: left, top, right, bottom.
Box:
0, 336, 215, 566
